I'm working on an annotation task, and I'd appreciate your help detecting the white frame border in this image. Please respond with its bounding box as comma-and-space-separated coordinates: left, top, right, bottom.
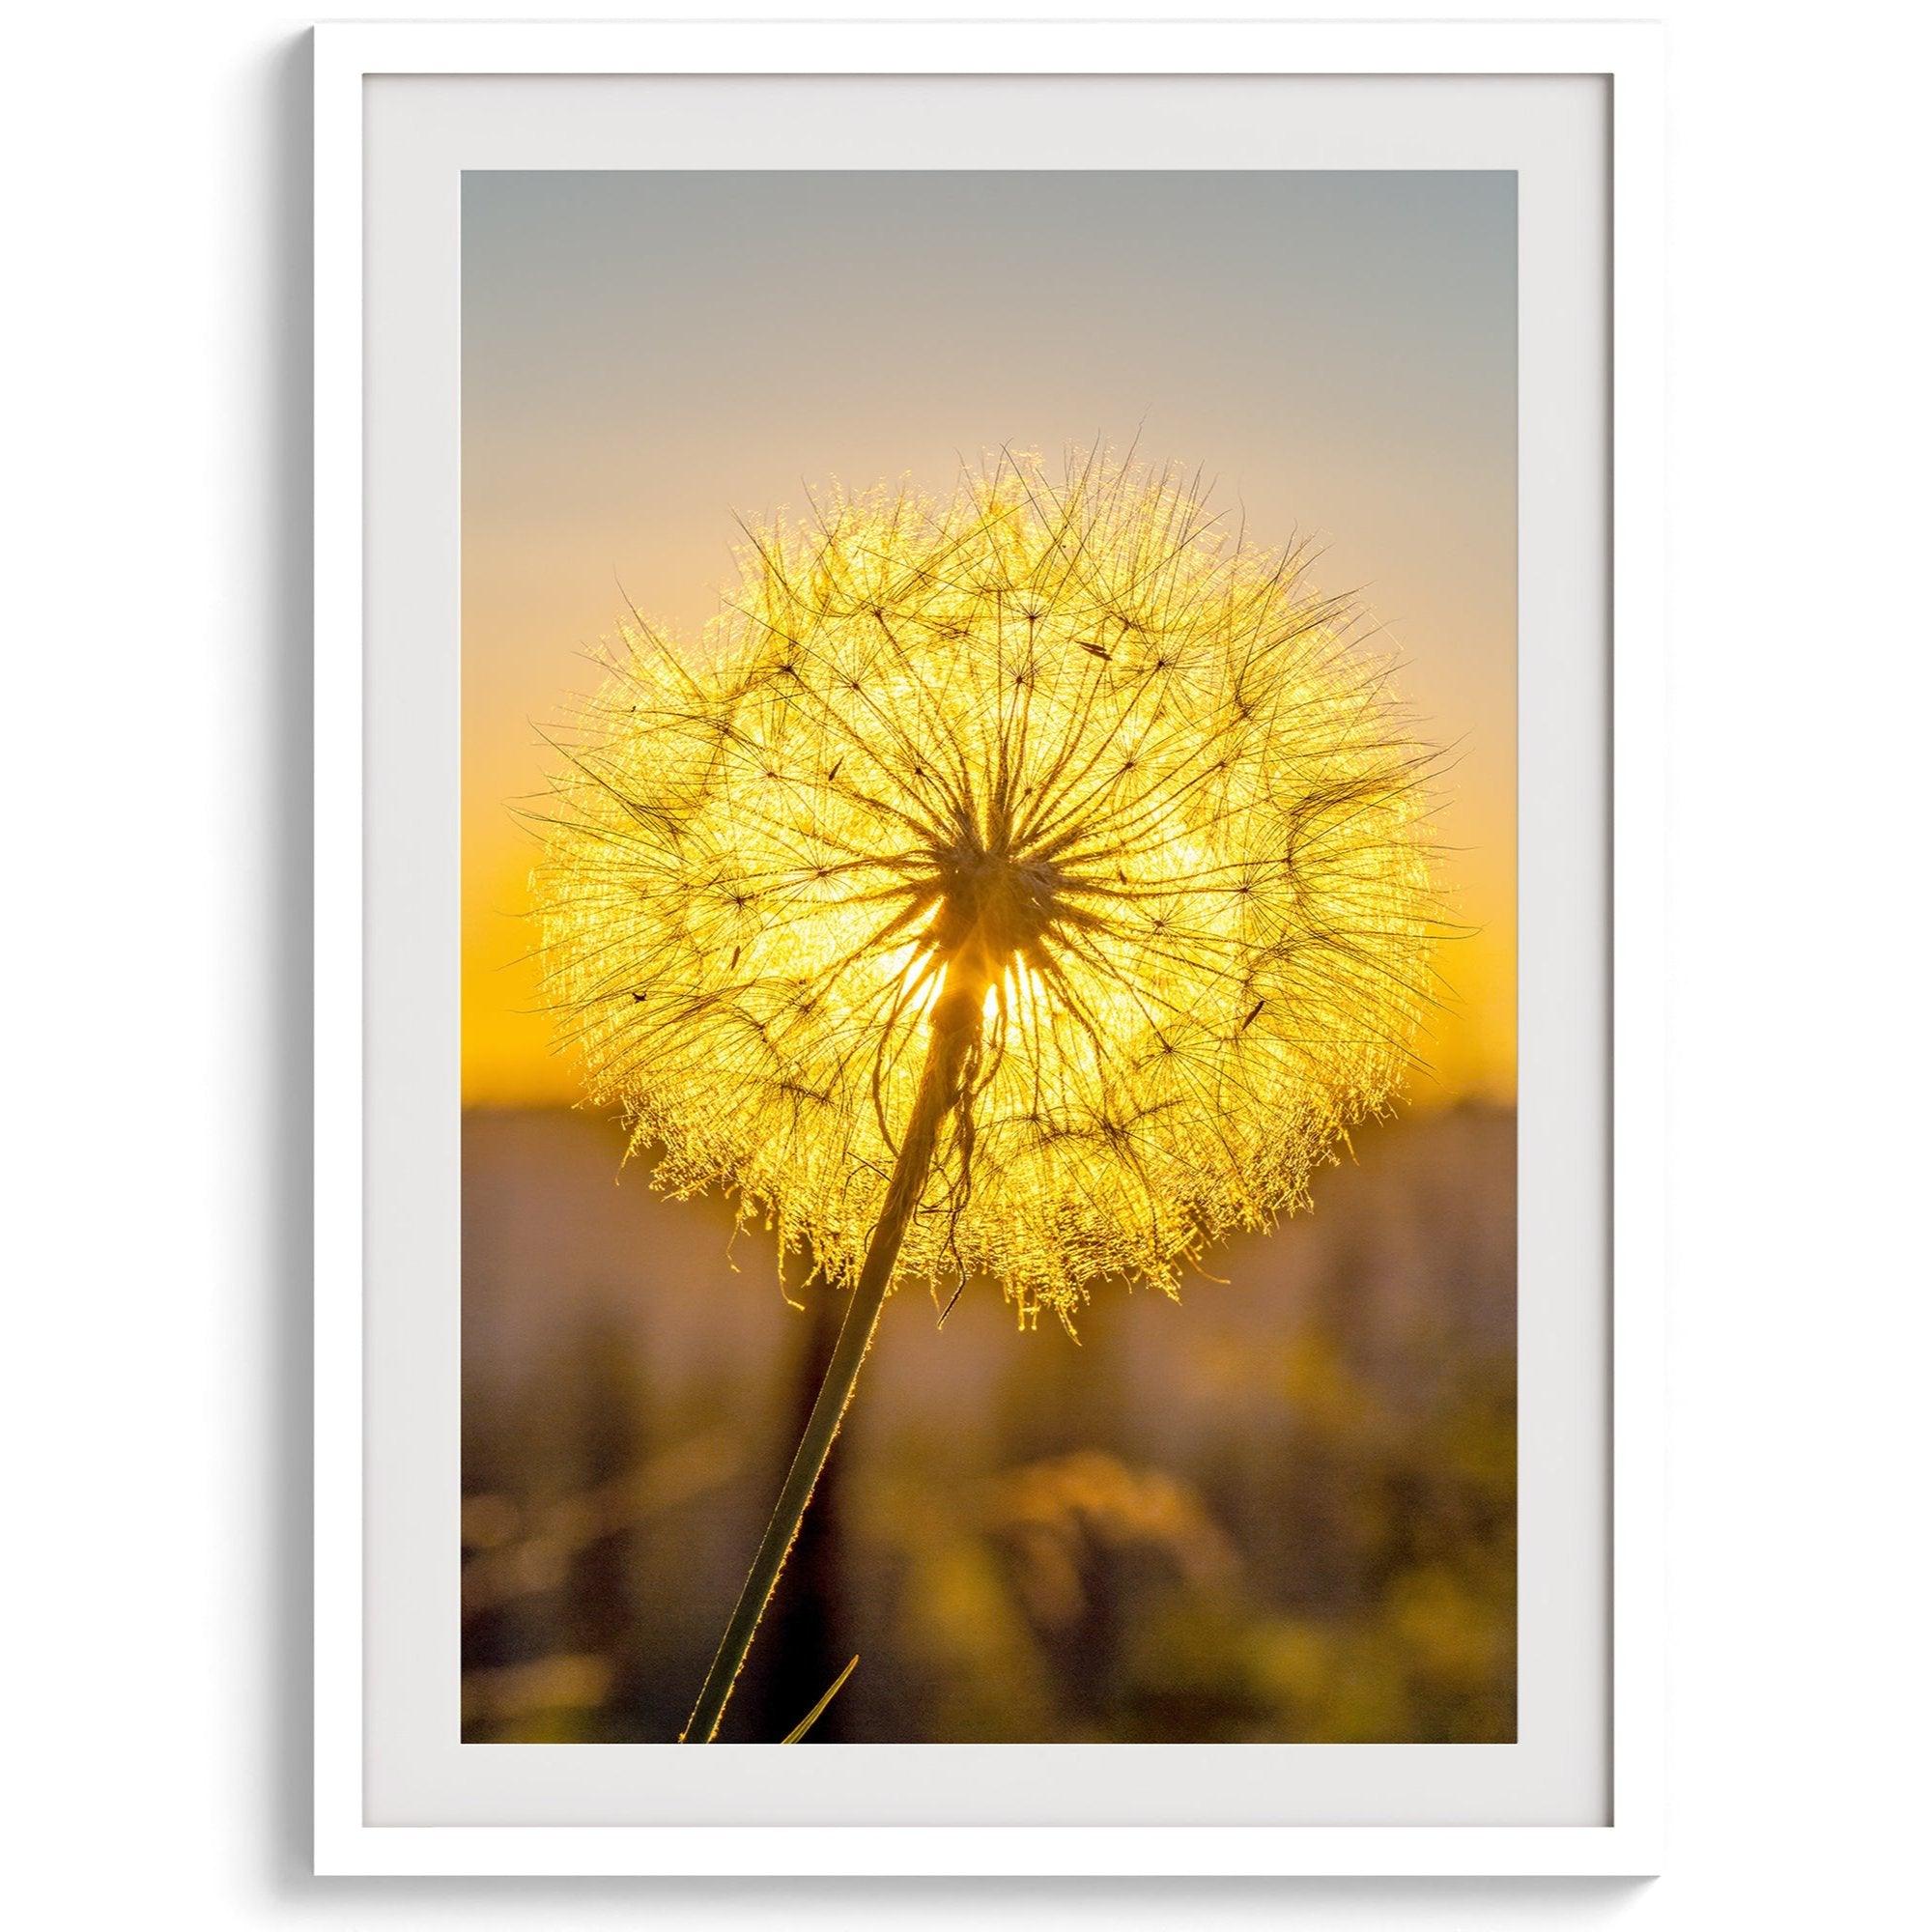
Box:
314, 14, 1664, 1879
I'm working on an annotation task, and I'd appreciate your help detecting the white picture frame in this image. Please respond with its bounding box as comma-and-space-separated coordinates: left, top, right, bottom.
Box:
314, 12, 1664, 1879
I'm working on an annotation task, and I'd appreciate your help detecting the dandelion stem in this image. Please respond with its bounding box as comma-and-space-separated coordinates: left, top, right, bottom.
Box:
682, 983, 980, 1742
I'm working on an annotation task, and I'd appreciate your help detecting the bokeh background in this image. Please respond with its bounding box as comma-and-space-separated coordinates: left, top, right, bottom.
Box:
461, 170, 1517, 1744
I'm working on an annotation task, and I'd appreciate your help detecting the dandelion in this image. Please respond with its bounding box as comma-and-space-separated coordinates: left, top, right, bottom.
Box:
529, 450, 1438, 1739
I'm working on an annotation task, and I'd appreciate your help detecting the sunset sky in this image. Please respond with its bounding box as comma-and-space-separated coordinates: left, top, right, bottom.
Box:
462, 170, 1516, 1108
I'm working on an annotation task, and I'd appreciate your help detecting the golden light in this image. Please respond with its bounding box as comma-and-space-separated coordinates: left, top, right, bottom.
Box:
534, 450, 1436, 1324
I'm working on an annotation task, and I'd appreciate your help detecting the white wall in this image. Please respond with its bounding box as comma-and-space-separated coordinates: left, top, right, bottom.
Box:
8, 3, 1924, 1925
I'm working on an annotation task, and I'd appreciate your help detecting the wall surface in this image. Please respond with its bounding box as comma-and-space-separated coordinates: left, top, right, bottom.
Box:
7, 2, 1926, 1926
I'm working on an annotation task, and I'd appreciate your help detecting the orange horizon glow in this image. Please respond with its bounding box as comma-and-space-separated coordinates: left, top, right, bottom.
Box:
461, 846, 1516, 1112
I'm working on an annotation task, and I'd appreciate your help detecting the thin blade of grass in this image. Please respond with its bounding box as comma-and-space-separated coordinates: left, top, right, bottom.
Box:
780, 1655, 859, 1745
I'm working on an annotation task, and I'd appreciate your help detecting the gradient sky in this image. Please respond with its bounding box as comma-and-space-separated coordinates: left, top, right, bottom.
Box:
462, 170, 1516, 1107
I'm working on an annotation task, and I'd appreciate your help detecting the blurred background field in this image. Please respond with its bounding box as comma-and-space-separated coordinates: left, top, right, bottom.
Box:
462, 1101, 1516, 1745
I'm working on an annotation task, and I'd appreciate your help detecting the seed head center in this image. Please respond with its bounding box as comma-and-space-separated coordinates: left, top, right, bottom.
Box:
928, 839, 1062, 993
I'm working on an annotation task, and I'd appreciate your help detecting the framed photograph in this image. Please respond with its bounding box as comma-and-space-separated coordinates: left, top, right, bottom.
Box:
315, 14, 1663, 1878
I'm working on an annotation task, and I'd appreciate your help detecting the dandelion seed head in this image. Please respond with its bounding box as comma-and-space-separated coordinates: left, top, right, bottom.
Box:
532, 452, 1437, 1322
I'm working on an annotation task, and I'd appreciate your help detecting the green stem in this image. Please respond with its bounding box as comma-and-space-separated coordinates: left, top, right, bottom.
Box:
682, 984, 980, 1743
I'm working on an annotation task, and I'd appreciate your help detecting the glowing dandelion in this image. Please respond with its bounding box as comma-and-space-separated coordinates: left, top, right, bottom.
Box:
528, 450, 1438, 1739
